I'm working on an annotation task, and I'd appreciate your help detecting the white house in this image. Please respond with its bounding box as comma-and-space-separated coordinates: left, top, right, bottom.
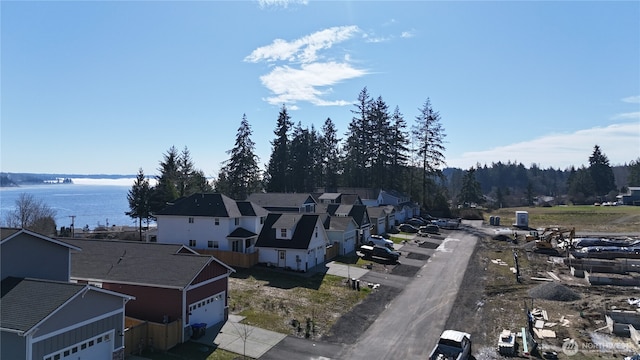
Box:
326, 203, 372, 245
255, 213, 328, 272
377, 190, 419, 224
155, 193, 268, 253
322, 215, 359, 256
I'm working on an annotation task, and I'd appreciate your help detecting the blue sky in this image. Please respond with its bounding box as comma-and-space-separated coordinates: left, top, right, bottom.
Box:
2, 0, 639, 177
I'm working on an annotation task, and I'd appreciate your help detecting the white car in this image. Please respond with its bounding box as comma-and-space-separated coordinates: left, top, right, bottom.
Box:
366, 235, 394, 249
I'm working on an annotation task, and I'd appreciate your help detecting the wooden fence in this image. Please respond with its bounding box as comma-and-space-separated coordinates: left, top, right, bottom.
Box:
198, 249, 259, 268
124, 317, 182, 355
326, 243, 339, 260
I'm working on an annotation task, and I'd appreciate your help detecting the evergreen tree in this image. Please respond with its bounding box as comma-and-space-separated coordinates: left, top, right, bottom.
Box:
389, 106, 410, 191
458, 167, 483, 206
215, 115, 262, 200
369, 96, 392, 190
289, 122, 313, 193
177, 146, 196, 197
150, 146, 181, 214
320, 118, 340, 191
588, 145, 616, 197
412, 98, 446, 209
126, 168, 152, 240
568, 166, 596, 204
628, 158, 640, 187
343, 87, 373, 187
266, 105, 293, 192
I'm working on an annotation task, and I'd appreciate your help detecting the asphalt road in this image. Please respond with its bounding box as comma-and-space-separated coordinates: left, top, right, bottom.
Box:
338, 229, 478, 360
260, 224, 480, 360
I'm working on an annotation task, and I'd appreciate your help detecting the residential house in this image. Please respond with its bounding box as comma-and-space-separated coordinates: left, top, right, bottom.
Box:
155, 193, 268, 254
64, 238, 235, 342
255, 213, 328, 271
322, 215, 359, 256
1, 228, 132, 360
619, 187, 640, 206
377, 190, 420, 224
326, 203, 372, 245
367, 205, 396, 235
247, 192, 317, 213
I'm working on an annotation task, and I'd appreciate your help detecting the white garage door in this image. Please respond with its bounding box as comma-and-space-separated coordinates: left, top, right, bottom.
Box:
44, 331, 112, 360
188, 291, 226, 328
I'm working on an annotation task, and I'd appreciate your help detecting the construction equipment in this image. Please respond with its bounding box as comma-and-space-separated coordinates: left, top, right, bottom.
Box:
528, 227, 575, 252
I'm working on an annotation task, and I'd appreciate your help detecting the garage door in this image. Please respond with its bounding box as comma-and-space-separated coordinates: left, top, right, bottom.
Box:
188, 291, 225, 328
43, 331, 112, 360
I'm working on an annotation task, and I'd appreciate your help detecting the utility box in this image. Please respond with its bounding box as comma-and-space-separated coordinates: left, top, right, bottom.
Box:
514, 211, 529, 228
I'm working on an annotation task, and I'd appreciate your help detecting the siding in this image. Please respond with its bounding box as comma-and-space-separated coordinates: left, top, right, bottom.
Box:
1, 331, 26, 360
104, 283, 182, 324
1, 234, 70, 282
32, 314, 121, 360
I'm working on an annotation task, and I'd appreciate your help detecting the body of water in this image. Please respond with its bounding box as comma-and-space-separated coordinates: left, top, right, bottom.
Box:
0, 179, 139, 230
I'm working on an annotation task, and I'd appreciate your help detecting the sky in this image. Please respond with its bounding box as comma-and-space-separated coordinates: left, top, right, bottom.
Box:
1, 0, 639, 177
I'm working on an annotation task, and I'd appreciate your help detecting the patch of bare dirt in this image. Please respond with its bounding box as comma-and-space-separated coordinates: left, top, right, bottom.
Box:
444, 227, 640, 359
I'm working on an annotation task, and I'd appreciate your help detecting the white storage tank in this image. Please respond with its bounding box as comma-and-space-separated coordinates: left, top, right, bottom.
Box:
514, 211, 529, 228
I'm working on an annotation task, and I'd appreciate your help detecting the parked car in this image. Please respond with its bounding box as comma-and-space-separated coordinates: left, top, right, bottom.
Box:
359, 245, 400, 262
419, 224, 440, 235
398, 223, 419, 233
367, 235, 394, 249
406, 218, 427, 227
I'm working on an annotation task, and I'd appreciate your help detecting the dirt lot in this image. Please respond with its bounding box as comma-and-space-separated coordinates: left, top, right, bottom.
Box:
444, 225, 640, 360
229, 221, 640, 359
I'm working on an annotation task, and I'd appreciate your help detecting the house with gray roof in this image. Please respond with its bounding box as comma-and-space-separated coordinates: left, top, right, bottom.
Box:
1, 228, 132, 360
377, 189, 420, 224
247, 192, 317, 213
322, 215, 359, 256
255, 213, 328, 271
64, 238, 235, 343
326, 203, 372, 245
367, 205, 396, 235
155, 193, 268, 254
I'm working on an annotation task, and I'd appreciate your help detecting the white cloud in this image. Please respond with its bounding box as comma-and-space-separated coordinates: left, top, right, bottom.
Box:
245, 26, 361, 64
447, 122, 640, 170
247, 26, 367, 108
257, 0, 308, 9
622, 95, 640, 103
401, 30, 415, 38
260, 62, 367, 106
611, 111, 640, 120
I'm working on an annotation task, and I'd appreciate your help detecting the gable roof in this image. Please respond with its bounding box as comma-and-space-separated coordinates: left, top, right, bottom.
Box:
323, 215, 357, 231
1, 277, 132, 336
326, 204, 370, 227
64, 239, 234, 289
255, 213, 320, 249
0, 227, 81, 251
247, 193, 317, 209
155, 193, 267, 218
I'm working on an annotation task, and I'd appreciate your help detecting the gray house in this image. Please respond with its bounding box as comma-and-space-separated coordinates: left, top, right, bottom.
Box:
1, 228, 133, 360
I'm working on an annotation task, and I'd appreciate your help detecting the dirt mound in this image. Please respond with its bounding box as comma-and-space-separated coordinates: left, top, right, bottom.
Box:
527, 282, 582, 302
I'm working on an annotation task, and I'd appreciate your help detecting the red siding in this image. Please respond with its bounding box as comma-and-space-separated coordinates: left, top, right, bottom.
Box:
103, 283, 182, 323
191, 260, 229, 285
186, 278, 228, 308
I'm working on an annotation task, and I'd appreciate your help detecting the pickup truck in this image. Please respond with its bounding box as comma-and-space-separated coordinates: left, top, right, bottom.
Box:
429, 330, 471, 360
358, 245, 400, 262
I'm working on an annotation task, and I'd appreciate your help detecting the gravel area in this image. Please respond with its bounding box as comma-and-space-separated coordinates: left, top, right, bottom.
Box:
527, 282, 582, 302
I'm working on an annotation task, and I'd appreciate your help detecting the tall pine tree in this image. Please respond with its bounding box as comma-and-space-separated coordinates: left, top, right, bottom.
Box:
215, 114, 262, 200
266, 105, 293, 192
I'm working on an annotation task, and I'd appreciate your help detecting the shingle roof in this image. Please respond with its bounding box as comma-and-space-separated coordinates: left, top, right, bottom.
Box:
228, 227, 257, 238
247, 193, 316, 208
255, 213, 319, 249
1, 277, 85, 333
64, 239, 230, 289
324, 216, 355, 231
326, 204, 370, 227
155, 193, 267, 218
1, 227, 81, 250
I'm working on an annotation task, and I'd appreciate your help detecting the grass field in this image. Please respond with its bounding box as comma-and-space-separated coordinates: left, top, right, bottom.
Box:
486, 205, 640, 233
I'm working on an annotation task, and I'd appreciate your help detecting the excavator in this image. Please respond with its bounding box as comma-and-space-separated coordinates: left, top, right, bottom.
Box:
525, 227, 575, 252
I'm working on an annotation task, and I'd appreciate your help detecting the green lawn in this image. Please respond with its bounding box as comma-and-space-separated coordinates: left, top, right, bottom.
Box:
133, 341, 238, 360
486, 205, 640, 233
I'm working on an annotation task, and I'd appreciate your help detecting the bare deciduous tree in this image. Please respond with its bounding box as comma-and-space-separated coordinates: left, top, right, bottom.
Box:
3, 193, 57, 236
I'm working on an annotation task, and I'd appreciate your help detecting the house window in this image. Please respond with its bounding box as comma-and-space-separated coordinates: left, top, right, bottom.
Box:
315, 230, 318, 238
189, 240, 196, 247
280, 229, 287, 238
188, 217, 194, 224
232, 240, 240, 252
260, 217, 265, 224
234, 218, 240, 226
215, 218, 219, 225
208, 241, 213, 248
